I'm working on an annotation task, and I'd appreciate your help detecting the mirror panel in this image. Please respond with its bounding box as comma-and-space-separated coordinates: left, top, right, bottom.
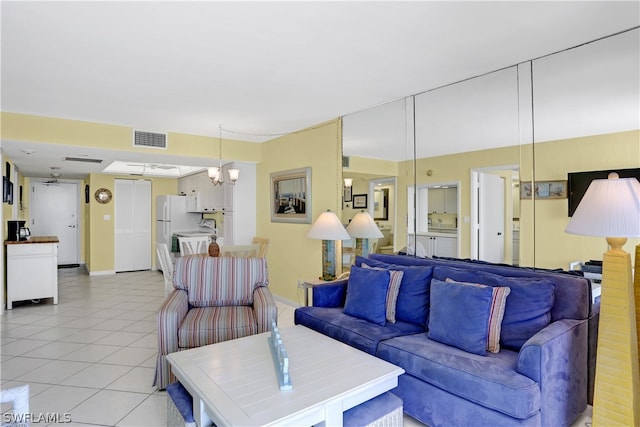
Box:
413, 66, 522, 261
530, 28, 640, 270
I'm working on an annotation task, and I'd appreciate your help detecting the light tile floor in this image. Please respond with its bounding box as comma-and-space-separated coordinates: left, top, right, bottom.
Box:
1, 267, 592, 426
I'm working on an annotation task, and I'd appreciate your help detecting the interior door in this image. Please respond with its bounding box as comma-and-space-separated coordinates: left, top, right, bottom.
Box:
478, 173, 505, 263
30, 181, 79, 265
115, 179, 151, 272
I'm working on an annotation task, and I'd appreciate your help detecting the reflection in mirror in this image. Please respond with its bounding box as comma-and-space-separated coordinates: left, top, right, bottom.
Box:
413, 66, 523, 262
530, 28, 639, 270
373, 187, 389, 221
342, 97, 413, 268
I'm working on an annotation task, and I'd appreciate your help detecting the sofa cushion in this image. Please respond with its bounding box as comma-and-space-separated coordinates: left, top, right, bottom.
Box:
178, 306, 258, 348
361, 263, 404, 323
446, 278, 511, 353
434, 266, 555, 349
174, 256, 268, 307
356, 256, 433, 327
428, 279, 494, 355
294, 306, 425, 355
377, 333, 541, 420
344, 266, 390, 326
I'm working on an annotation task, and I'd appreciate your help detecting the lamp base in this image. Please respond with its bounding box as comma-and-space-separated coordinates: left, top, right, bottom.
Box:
355, 238, 371, 258
320, 239, 337, 281
592, 241, 640, 426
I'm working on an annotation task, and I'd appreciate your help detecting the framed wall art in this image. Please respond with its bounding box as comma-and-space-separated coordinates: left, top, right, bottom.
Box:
352, 193, 368, 209
520, 180, 567, 199
271, 167, 312, 223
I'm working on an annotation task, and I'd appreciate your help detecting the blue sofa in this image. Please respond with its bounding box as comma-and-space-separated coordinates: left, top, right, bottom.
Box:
294, 254, 591, 427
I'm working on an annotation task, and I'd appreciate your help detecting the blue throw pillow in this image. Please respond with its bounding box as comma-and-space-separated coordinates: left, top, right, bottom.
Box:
433, 266, 556, 348
356, 256, 433, 327
428, 278, 493, 355
343, 266, 390, 326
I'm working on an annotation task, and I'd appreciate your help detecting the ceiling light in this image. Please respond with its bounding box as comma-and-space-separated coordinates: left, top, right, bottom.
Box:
209, 125, 239, 186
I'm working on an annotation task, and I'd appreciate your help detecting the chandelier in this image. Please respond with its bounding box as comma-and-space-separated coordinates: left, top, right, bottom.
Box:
208, 125, 240, 185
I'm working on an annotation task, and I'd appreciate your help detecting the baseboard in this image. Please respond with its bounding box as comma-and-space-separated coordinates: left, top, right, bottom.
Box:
273, 294, 300, 308
89, 270, 116, 276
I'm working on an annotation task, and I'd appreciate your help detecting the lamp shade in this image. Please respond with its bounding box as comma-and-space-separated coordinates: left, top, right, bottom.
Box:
565, 174, 640, 238
228, 168, 240, 182
346, 211, 384, 238
306, 211, 351, 240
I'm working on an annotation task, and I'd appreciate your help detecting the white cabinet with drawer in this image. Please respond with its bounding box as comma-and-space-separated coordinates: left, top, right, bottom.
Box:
6, 238, 59, 309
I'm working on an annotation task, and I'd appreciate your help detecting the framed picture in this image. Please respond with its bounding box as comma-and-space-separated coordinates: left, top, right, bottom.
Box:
520, 180, 567, 199
271, 167, 312, 223
343, 186, 352, 203
353, 193, 368, 209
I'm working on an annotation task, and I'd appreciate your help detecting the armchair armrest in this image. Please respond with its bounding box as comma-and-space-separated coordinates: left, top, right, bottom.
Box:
312, 278, 348, 307
516, 319, 588, 427
253, 286, 278, 333
157, 289, 189, 355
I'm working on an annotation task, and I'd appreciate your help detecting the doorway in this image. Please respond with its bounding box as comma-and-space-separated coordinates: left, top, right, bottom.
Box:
471, 165, 519, 264
30, 180, 80, 266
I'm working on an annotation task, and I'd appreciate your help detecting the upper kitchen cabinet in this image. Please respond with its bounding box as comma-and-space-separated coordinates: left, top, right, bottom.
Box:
427, 187, 457, 213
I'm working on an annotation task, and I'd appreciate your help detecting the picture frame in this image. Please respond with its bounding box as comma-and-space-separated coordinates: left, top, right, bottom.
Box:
520, 180, 567, 199
353, 193, 368, 209
271, 167, 312, 223
343, 186, 352, 203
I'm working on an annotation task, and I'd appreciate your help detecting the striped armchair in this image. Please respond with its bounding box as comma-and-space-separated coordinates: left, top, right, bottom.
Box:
154, 255, 278, 389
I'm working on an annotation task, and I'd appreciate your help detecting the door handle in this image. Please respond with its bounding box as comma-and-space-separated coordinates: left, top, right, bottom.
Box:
497, 232, 502, 236
68, 225, 76, 228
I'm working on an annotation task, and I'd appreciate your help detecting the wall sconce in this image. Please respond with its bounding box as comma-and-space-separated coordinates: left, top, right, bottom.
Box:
344, 178, 353, 187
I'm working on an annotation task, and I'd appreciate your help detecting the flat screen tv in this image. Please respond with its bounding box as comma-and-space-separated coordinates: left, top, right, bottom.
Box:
567, 167, 640, 216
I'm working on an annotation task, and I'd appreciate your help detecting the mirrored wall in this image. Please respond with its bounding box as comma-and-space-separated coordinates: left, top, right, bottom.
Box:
342, 27, 639, 270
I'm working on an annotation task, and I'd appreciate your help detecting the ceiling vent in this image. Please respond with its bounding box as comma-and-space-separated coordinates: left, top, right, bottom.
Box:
133, 130, 168, 149
342, 156, 350, 168
64, 157, 103, 163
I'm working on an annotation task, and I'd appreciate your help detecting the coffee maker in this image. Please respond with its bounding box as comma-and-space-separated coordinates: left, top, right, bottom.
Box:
7, 220, 30, 241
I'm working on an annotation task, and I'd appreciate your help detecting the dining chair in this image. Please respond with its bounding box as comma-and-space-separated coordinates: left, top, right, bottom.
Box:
178, 236, 210, 256
156, 243, 174, 295
251, 237, 270, 258
220, 244, 260, 258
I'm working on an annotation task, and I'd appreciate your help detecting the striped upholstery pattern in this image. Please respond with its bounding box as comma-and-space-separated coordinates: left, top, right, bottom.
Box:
178, 306, 258, 348
174, 255, 268, 307
155, 256, 277, 389
154, 289, 189, 388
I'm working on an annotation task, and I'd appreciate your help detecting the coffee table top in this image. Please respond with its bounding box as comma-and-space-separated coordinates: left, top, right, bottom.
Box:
167, 325, 404, 426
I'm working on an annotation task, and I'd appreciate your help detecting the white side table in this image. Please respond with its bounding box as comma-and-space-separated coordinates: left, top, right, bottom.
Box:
300, 279, 329, 306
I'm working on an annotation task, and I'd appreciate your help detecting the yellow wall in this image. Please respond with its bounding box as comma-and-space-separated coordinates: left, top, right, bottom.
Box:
0, 112, 262, 163
257, 119, 342, 303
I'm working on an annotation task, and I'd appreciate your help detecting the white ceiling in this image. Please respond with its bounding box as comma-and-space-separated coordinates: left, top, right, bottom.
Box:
1, 1, 639, 178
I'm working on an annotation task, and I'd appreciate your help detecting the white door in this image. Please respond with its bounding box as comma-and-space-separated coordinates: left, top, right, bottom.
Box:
31, 181, 79, 265
478, 173, 505, 263
115, 179, 151, 272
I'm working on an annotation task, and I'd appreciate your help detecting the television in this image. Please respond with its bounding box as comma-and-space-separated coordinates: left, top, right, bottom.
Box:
567, 167, 640, 216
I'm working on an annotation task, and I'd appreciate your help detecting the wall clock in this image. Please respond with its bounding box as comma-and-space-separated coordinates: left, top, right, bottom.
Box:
95, 188, 112, 204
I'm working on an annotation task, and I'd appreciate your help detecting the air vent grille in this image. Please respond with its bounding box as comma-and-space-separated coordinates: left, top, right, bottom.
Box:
342, 156, 350, 168
134, 130, 167, 149
65, 157, 103, 163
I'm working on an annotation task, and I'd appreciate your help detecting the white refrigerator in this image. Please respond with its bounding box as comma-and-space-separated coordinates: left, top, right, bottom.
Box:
156, 195, 200, 264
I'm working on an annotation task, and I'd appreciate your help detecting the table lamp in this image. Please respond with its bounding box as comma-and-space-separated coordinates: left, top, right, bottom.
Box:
346, 210, 383, 258
565, 173, 640, 426
306, 210, 351, 280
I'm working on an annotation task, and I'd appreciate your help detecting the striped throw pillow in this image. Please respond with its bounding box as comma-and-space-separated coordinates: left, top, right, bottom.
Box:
361, 263, 404, 323
445, 278, 510, 353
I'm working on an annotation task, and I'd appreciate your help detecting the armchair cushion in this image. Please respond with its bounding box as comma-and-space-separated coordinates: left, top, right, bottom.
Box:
178, 306, 258, 348
174, 255, 269, 307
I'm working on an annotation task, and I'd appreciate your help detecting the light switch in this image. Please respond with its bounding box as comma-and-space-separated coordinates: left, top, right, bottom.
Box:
104, 214, 111, 221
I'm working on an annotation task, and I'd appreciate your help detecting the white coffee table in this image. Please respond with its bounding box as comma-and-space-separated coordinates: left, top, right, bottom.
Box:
167, 325, 404, 427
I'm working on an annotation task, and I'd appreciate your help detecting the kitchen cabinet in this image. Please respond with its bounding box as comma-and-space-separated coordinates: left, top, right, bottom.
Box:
427, 187, 457, 213
6, 237, 59, 309
416, 234, 457, 258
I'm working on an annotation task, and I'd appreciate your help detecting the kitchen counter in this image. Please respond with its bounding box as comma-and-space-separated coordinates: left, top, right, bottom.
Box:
5, 236, 60, 245
414, 229, 458, 237
5, 236, 59, 309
